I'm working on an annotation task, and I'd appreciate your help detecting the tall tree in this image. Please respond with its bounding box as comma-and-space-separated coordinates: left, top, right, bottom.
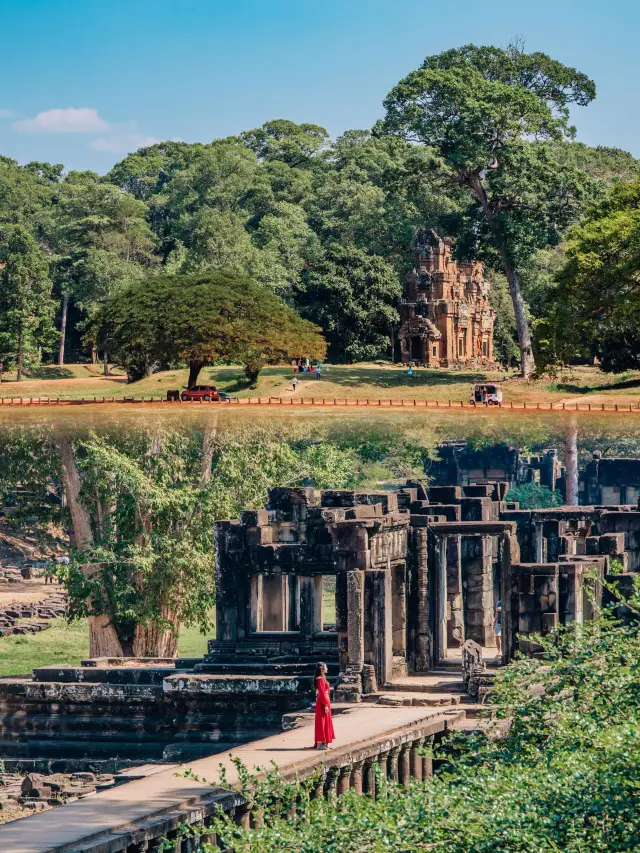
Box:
0, 226, 56, 380
380, 43, 596, 377
50, 172, 157, 367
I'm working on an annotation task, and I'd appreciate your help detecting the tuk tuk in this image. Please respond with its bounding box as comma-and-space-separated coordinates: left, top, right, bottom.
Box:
470, 382, 503, 406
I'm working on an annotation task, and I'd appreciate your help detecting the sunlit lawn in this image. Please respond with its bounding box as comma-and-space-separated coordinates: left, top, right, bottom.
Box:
0, 590, 337, 675
3, 362, 640, 405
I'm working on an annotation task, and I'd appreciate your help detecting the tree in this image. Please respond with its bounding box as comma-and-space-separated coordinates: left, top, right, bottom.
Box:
50, 172, 157, 367
296, 244, 400, 362
95, 271, 326, 386
380, 43, 596, 377
551, 180, 640, 372
0, 226, 56, 380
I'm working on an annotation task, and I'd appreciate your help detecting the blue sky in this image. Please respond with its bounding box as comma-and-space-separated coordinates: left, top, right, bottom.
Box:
1, 0, 638, 173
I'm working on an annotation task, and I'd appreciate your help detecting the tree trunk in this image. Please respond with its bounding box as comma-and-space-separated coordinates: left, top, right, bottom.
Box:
91, 344, 98, 364
16, 325, 23, 382
103, 350, 108, 377
503, 260, 536, 379
200, 412, 219, 486
390, 324, 396, 364
55, 434, 126, 657
564, 416, 579, 506
188, 361, 203, 389
58, 294, 69, 366
132, 608, 180, 657
466, 172, 536, 378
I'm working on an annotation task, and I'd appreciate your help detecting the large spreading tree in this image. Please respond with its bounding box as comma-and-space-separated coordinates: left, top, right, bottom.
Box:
95, 271, 326, 386
380, 43, 596, 377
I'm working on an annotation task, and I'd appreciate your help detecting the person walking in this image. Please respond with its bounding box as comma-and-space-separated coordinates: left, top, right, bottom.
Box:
292, 376, 298, 392
313, 662, 335, 750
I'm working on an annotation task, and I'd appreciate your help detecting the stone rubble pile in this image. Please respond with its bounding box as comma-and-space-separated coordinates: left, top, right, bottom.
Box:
0, 592, 67, 637
0, 771, 115, 813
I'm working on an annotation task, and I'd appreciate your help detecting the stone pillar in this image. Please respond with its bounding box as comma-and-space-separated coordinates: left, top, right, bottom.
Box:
324, 767, 339, 802
422, 735, 434, 779
436, 535, 448, 662
335, 569, 365, 702
337, 765, 352, 796
299, 576, 322, 638
249, 575, 263, 632
388, 746, 401, 783
363, 759, 376, 799
462, 535, 494, 647
446, 535, 464, 647
413, 525, 430, 671
399, 743, 411, 786
377, 750, 390, 795
534, 522, 545, 563
262, 574, 288, 632
351, 760, 364, 794
391, 563, 407, 657
410, 738, 424, 781
312, 769, 326, 800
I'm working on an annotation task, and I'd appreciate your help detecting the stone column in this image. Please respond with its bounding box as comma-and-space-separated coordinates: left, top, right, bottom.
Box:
337, 765, 352, 796
422, 735, 434, 779
335, 569, 365, 701
534, 521, 545, 563
299, 576, 322, 638
311, 770, 327, 800
436, 535, 448, 662
249, 575, 263, 633
414, 525, 430, 671
377, 749, 390, 796
399, 743, 411, 785
262, 574, 288, 632
363, 758, 377, 799
388, 746, 401, 784
350, 760, 364, 794
410, 738, 424, 781
446, 536, 464, 648
324, 767, 339, 802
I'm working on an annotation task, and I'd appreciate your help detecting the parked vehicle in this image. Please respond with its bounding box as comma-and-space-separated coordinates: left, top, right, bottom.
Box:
470, 382, 503, 406
180, 385, 220, 402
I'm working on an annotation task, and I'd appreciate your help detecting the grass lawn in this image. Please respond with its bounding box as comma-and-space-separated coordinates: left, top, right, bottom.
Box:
0, 618, 211, 677
3, 362, 640, 406
0, 591, 336, 675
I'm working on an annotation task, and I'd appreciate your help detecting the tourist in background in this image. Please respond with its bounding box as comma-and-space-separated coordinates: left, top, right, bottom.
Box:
313, 662, 335, 750
292, 376, 298, 392
493, 599, 502, 656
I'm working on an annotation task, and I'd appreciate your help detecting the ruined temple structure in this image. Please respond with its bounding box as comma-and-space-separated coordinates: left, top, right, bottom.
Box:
399, 230, 496, 367
1, 481, 640, 763
430, 442, 567, 498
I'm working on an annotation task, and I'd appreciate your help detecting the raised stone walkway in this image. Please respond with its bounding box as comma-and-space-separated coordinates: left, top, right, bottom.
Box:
0, 704, 462, 853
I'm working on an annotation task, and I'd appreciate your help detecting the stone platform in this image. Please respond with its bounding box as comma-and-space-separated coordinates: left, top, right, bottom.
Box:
0, 703, 463, 853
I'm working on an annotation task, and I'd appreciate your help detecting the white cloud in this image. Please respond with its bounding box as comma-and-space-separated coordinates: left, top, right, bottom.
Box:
13, 107, 109, 134
0, 110, 14, 119
90, 131, 161, 154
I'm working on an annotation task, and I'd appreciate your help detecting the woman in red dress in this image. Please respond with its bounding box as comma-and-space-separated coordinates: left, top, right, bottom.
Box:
313, 662, 335, 750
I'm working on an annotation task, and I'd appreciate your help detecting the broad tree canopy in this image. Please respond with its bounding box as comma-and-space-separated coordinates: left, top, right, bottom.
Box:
95, 271, 326, 385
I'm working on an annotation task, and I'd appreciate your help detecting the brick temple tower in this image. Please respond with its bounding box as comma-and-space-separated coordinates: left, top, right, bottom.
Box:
398, 230, 496, 367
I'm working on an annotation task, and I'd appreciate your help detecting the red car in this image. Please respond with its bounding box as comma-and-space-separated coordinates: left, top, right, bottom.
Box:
180, 385, 220, 402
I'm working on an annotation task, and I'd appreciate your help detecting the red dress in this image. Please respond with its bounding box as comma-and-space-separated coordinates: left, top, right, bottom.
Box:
314, 676, 336, 747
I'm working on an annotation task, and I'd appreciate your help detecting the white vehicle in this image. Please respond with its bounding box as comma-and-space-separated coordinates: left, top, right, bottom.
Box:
470, 383, 503, 406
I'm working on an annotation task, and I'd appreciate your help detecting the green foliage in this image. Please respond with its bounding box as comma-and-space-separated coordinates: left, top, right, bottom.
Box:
297, 243, 400, 362
0, 225, 57, 375
550, 180, 640, 372
94, 271, 326, 385
182, 603, 640, 853
505, 482, 563, 509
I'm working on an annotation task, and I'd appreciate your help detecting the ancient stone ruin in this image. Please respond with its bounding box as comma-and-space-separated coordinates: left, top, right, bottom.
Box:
399, 229, 495, 367
0, 475, 636, 767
